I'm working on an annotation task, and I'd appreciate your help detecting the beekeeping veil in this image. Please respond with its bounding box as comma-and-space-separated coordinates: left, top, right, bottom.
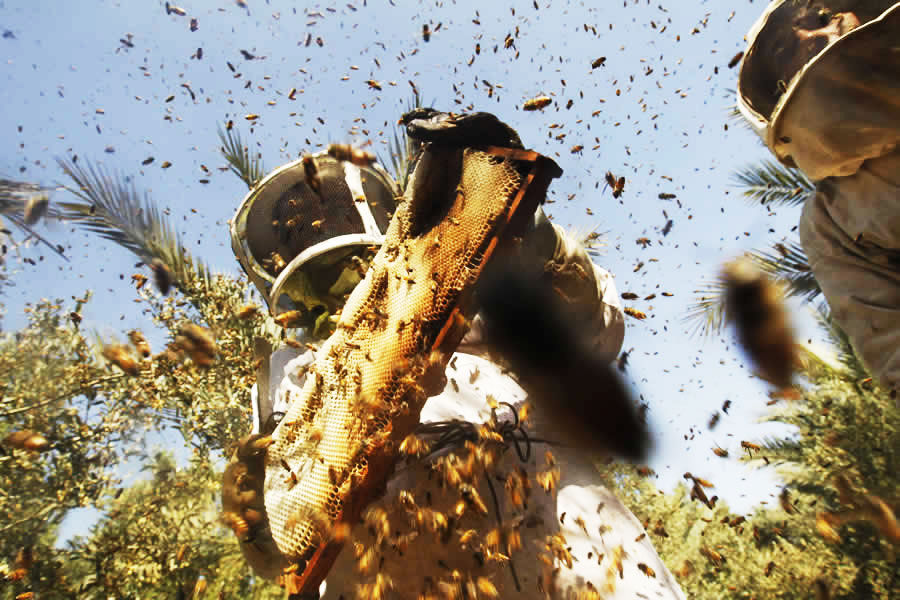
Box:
230, 152, 398, 329
738, 0, 900, 180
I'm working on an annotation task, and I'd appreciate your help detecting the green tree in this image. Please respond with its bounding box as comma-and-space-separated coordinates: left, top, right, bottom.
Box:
606, 316, 898, 599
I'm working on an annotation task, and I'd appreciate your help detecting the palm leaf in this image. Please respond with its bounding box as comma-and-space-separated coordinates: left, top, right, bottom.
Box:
54, 157, 213, 294
684, 277, 729, 337
813, 302, 870, 381
0, 178, 68, 259
379, 89, 424, 195
747, 240, 820, 302
685, 239, 821, 337
732, 159, 814, 208
218, 124, 265, 189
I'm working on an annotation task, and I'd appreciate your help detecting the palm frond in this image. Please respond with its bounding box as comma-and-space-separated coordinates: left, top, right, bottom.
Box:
0, 178, 68, 259
747, 240, 820, 302
813, 302, 870, 381
683, 278, 728, 337
732, 160, 814, 208
218, 124, 265, 189
685, 240, 820, 337
54, 157, 213, 294
379, 89, 423, 195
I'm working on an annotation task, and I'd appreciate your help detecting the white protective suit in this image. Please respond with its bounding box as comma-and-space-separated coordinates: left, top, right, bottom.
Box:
739, 1, 900, 396
251, 224, 686, 600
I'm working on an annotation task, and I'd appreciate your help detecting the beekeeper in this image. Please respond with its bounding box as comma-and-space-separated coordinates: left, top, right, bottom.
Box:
737, 0, 900, 399
226, 110, 686, 599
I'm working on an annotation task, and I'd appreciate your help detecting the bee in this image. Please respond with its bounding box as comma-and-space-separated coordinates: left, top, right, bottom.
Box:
422, 23, 431, 42
274, 310, 304, 329
3, 430, 50, 452
661, 219, 674, 235
523, 96, 552, 111
728, 51, 745, 69
301, 154, 321, 193
400, 433, 429, 457
128, 330, 151, 358
779, 488, 797, 514
175, 543, 188, 562
161, 160, 173, 169
475, 577, 498, 599
327, 143, 376, 167
236, 303, 259, 319
15, 593, 34, 600
192, 576, 207, 598
658, 192, 676, 200
637, 563, 656, 578
23, 194, 49, 225
623, 307, 647, 320
764, 561, 776, 577
103, 344, 140, 376
712, 445, 729, 458
741, 440, 762, 456
365, 79, 383, 91
591, 56, 606, 68
723, 258, 797, 390
570, 144, 584, 153
722, 399, 731, 414
175, 323, 217, 367
699, 545, 724, 567
708, 411, 721, 429
148, 258, 173, 296
222, 511, 250, 540
165, 2, 187, 16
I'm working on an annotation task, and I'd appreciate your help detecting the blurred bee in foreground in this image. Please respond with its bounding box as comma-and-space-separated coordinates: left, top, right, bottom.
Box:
103, 343, 141, 376
523, 96, 552, 111
723, 257, 797, 390
327, 143, 376, 167
174, 323, 217, 367
23, 194, 49, 226
302, 154, 321, 194
128, 329, 151, 358
3, 430, 50, 452
150, 258, 173, 295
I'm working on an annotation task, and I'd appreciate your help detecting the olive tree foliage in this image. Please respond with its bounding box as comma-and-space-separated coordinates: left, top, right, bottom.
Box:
0, 158, 286, 597
606, 322, 898, 600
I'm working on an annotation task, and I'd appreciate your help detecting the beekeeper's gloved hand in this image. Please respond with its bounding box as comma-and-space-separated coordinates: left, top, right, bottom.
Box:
400, 108, 524, 149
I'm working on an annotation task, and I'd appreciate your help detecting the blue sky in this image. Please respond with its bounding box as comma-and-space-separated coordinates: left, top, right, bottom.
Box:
1, 0, 826, 537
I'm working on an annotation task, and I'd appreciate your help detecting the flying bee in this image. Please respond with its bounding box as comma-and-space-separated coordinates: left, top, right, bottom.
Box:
327, 143, 376, 167
3, 430, 50, 452
131, 273, 149, 290
23, 194, 49, 225
165, 2, 187, 16
523, 96, 552, 111
637, 563, 656, 578
174, 323, 216, 367
150, 258, 173, 295
728, 51, 745, 69
712, 445, 729, 458
274, 310, 304, 329
192, 576, 207, 598
103, 344, 140, 376
779, 488, 797, 514
699, 546, 724, 567
475, 577, 498, 599
302, 154, 321, 194
15, 593, 34, 600
591, 56, 607, 68
723, 258, 797, 390
128, 330, 151, 358
422, 23, 431, 42
722, 399, 731, 414
741, 440, 761, 457
708, 411, 721, 429
236, 303, 259, 319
